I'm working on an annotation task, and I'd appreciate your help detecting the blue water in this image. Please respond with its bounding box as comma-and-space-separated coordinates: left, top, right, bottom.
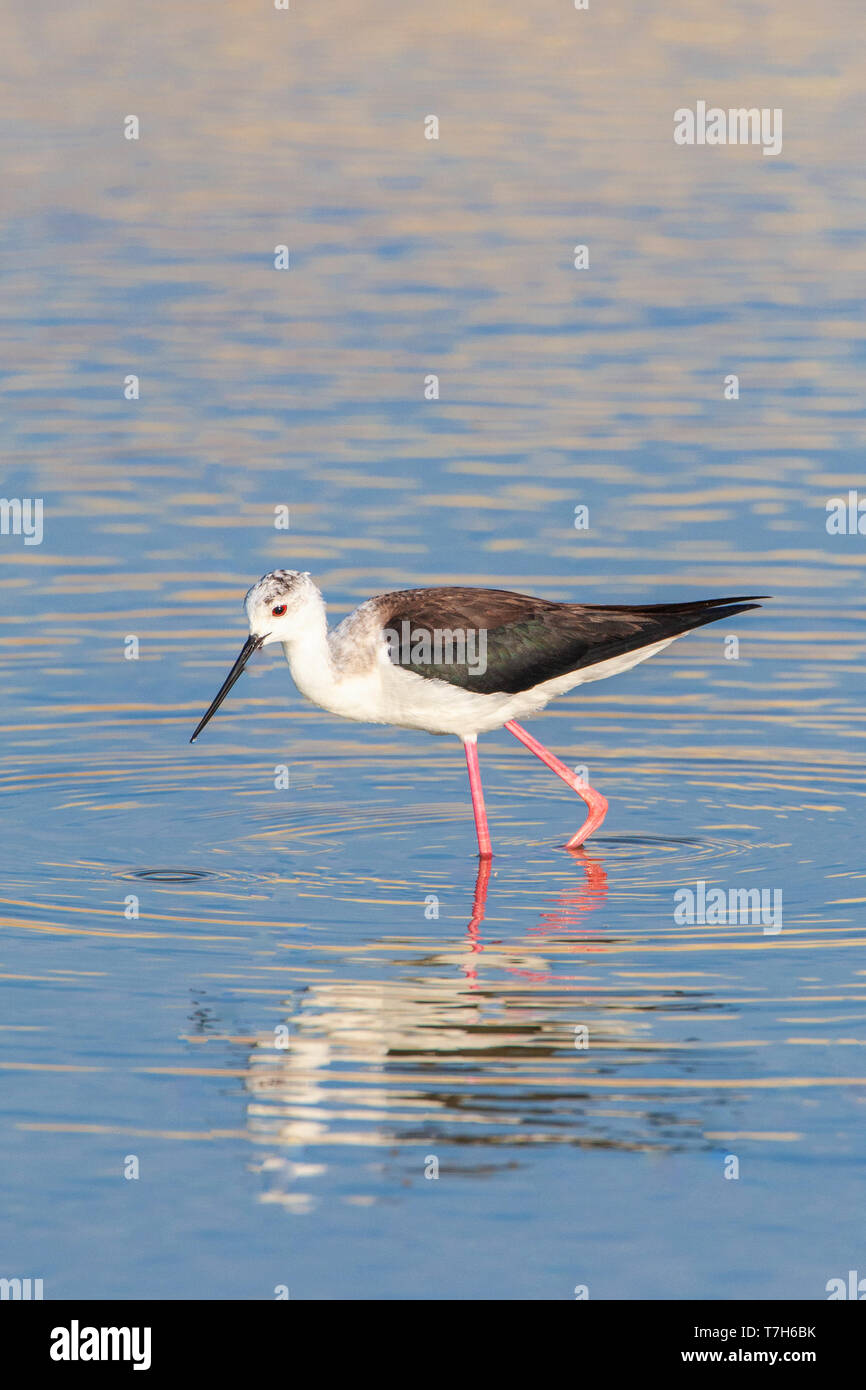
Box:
1, 0, 864, 1299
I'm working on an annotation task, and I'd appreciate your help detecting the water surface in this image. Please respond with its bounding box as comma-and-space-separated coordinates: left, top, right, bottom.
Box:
1, 0, 864, 1299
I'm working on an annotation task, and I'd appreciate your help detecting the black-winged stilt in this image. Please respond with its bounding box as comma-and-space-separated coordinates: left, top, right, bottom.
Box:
190, 570, 766, 857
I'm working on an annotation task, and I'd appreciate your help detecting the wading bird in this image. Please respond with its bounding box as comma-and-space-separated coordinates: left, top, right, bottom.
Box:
190, 570, 765, 857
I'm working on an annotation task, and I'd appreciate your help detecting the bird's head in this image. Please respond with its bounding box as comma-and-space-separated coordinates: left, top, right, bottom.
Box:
244, 569, 317, 645
189, 570, 318, 743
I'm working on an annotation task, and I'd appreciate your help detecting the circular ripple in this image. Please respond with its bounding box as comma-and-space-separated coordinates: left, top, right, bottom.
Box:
585, 832, 758, 862
126, 868, 212, 884
111, 865, 282, 886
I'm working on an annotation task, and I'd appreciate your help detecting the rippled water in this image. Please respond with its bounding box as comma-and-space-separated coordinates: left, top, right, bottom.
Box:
1, 0, 864, 1299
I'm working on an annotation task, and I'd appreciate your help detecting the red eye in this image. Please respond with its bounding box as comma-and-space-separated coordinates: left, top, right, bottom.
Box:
271, 604, 287, 617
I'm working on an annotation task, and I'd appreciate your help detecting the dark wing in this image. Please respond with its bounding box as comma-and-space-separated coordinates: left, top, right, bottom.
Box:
378, 586, 766, 695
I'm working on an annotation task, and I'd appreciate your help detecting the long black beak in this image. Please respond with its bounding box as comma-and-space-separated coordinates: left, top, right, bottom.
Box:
189, 634, 266, 743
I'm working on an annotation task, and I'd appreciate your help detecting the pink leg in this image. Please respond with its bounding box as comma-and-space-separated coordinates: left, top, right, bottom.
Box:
464, 737, 492, 859
504, 720, 608, 848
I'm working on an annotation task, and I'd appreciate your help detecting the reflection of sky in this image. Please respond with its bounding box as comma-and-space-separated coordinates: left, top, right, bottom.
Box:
0, 0, 864, 1299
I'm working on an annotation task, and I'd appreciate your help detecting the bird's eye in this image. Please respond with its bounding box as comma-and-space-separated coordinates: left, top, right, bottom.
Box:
271, 604, 287, 617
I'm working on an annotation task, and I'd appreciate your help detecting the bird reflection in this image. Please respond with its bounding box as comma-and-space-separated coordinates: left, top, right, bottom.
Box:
239, 841, 670, 1213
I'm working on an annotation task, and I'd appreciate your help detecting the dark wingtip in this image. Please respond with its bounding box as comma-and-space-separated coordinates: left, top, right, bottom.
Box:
707, 595, 771, 603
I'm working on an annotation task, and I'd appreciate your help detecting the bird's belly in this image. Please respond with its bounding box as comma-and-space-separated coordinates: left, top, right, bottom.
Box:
376, 666, 543, 736
376, 635, 681, 736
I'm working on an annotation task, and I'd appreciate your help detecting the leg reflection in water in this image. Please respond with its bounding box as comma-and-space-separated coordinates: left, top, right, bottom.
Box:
533, 853, 608, 937
464, 847, 609, 980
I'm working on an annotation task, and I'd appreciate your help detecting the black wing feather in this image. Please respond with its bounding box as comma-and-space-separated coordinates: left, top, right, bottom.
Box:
380, 587, 767, 695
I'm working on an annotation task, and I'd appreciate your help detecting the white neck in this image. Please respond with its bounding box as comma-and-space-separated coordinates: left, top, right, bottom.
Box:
279, 592, 391, 724
280, 597, 336, 702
